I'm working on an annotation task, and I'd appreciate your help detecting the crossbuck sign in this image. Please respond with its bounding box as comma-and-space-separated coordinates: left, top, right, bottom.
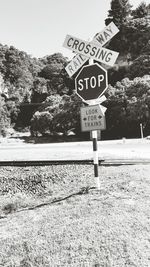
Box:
63, 22, 119, 77
63, 35, 118, 66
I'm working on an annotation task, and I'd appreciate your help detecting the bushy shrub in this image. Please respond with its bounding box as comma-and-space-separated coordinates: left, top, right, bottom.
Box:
30, 111, 53, 136
0, 104, 10, 137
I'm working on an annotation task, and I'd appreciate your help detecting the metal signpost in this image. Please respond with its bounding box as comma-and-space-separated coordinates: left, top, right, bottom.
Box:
63, 22, 119, 189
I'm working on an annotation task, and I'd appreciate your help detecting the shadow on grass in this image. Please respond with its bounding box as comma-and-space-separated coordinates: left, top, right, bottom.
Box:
1, 186, 96, 218
9, 134, 90, 144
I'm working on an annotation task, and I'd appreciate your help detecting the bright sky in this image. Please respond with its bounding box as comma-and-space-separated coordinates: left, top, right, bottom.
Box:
0, 0, 149, 59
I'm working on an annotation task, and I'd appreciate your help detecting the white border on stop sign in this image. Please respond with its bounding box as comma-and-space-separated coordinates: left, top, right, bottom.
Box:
75, 63, 108, 103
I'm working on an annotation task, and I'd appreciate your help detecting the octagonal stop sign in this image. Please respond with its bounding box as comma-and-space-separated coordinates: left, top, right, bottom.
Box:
75, 63, 108, 101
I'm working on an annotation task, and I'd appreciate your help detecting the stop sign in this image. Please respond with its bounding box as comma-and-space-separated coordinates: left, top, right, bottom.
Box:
75, 63, 108, 101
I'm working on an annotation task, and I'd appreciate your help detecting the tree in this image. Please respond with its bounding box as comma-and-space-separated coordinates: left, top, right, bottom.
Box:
50, 93, 82, 135
106, 12, 150, 66
129, 55, 150, 78
104, 0, 133, 58
4, 46, 33, 90
105, 0, 132, 28
39, 53, 73, 96
124, 16, 150, 59
105, 76, 150, 138
30, 111, 53, 137
0, 44, 73, 134
132, 2, 149, 19
30, 92, 82, 137
0, 74, 10, 136
31, 77, 48, 103
0, 103, 10, 136
30, 94, 63, 136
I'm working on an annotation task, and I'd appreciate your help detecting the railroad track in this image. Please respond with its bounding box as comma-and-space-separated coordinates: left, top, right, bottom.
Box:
0, 159, 150, 166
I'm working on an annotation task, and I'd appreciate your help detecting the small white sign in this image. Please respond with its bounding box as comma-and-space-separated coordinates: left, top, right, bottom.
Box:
63, 34, 119, 69
80, 105, 106, 132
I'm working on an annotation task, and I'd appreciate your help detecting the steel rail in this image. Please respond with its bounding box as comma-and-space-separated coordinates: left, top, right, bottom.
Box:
0, 159, 150, 167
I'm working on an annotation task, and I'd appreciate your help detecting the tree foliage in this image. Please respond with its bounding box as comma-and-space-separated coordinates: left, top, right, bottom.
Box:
30, 92, 82, 137
0, 46, 74, 132
39, 53, 73, 96
105, 0, 132, 27
0, 74, 10, 136
129, 55, 150, 79
105, 76, 150, 138
106, 3, 150, 61
132, 2, 149, 19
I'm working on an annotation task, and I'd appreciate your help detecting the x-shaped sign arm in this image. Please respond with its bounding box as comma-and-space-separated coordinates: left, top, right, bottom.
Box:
63, 22, 119, 77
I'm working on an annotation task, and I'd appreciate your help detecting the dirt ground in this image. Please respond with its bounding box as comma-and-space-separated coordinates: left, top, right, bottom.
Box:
0, 164, 150, 266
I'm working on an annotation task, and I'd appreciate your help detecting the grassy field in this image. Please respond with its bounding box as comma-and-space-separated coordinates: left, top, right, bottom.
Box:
0, 164, 150, 266
1, 138, 150, 161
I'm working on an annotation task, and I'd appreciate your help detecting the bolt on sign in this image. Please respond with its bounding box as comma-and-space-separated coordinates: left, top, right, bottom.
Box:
64, 22, 119, 77
80, 105, 106, 132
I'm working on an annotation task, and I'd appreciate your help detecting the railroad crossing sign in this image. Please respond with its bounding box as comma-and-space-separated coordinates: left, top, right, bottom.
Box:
93, 21, 119, 46
75, 63, 108, 101
63, 34, 119, 67
62, 22, 119, 190
64, 22, 119, 77
80, 105, 106, 132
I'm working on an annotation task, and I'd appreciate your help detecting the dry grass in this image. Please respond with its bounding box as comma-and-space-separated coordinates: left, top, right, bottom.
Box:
0, 164, 150, 266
